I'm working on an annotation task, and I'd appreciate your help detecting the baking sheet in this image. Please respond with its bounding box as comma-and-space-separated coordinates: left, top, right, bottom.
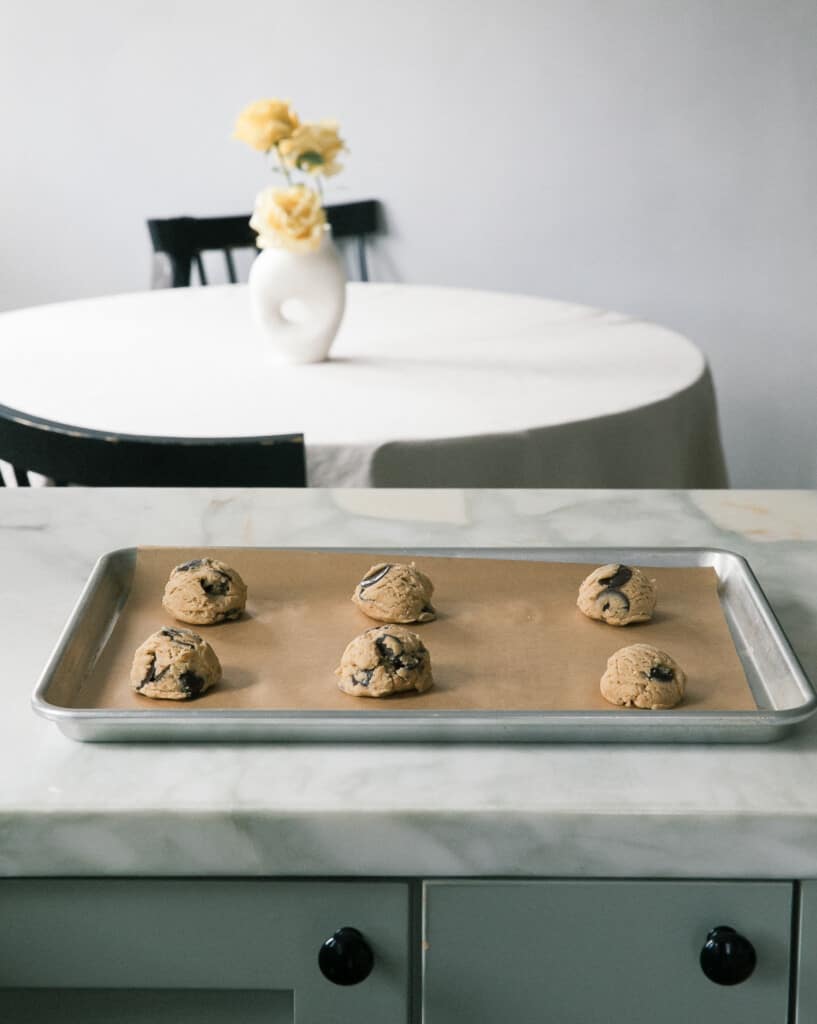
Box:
38, 544, 817, 745
66, 547, 755, 713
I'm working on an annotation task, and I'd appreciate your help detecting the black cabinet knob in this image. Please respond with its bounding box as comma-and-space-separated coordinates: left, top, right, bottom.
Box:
318, 926, 374, 986
700, 926, 757, 985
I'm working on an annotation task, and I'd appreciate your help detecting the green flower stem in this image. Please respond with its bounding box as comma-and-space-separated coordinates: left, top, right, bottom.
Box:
271, 142, 292, 185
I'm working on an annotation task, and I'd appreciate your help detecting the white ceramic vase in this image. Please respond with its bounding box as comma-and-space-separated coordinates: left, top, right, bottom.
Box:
248, 235, 346, 364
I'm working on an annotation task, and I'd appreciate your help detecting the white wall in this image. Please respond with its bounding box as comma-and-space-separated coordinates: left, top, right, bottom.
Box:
1, 0, 815, 486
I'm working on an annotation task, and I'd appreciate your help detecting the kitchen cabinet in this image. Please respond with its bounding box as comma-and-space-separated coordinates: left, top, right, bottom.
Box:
0, 878, 800, 1023
422, 880, 793, 1024
799, 882, 817, 1024
0, 880, 410, 1024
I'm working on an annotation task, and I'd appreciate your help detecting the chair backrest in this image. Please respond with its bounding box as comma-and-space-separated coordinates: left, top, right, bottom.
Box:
0, 404, 306, 487
148, 200, 380, 288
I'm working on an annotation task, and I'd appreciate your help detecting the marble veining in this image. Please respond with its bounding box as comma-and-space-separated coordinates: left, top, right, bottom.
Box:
2, 488, 817, 878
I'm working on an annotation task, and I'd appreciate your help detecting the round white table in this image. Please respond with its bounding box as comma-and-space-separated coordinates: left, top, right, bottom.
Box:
0, 283, 726, 487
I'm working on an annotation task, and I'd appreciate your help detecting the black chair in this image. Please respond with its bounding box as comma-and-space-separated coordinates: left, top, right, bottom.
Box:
0, 404, 306, 487
148, 199, 380, 288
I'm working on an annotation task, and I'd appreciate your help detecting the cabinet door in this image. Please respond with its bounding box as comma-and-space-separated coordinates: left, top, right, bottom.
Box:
423, 880, 792, 1024
797, 881, 817, 1023
0, 880, 409, 1024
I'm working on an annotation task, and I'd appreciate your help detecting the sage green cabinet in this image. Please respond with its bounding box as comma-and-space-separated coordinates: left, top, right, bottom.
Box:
0, 877, 804, 1022
798, 881, 817, 1023
422, 880, 793, 1024
0, 880, 410, 1024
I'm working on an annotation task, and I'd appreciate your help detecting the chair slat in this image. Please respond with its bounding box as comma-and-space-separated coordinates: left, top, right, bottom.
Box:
357, 236, 369, 283
195, 253, 208, 286
225, 249, 238, 284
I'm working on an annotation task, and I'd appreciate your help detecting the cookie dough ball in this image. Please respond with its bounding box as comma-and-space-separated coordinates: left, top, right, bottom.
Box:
600, 643, 685, 710
351, 562, 436, 624
577, 563, 656, 626
162, 557, 247, 625
130, 627, 221, 701
336, 625, 433, 698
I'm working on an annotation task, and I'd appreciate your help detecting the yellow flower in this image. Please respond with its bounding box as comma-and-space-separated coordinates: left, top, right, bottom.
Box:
249, 185, 327, 253
233, 99, 299, 152
279, 120, 346, 176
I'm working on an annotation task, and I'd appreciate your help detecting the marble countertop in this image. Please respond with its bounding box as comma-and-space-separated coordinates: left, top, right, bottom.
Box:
3, 488, 817, 879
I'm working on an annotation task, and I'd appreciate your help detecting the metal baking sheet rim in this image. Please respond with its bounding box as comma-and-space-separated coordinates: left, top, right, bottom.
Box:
31, 546, 817, 744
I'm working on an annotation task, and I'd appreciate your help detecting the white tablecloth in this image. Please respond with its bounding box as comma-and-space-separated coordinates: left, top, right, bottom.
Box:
0, 283, 727, 487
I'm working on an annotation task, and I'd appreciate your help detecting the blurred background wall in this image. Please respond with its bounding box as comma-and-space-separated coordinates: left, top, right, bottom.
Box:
1, 0, 815, 486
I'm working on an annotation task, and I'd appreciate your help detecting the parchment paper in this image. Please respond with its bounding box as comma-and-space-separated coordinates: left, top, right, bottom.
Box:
70, 548, 756, 712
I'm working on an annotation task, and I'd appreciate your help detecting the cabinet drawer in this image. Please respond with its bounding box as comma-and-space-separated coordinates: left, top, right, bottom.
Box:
423, 880, 792, 1024
0, 880, 409, 1024
798, 881, 817, 1023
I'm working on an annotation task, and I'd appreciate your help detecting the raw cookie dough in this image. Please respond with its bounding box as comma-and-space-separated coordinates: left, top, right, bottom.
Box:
351, 562, 436, 623
336, 625, 433, 698
577, 563, 656, 626
130, 626, 221, 701
600, 643, 685, 709
162, 557, 247, 625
